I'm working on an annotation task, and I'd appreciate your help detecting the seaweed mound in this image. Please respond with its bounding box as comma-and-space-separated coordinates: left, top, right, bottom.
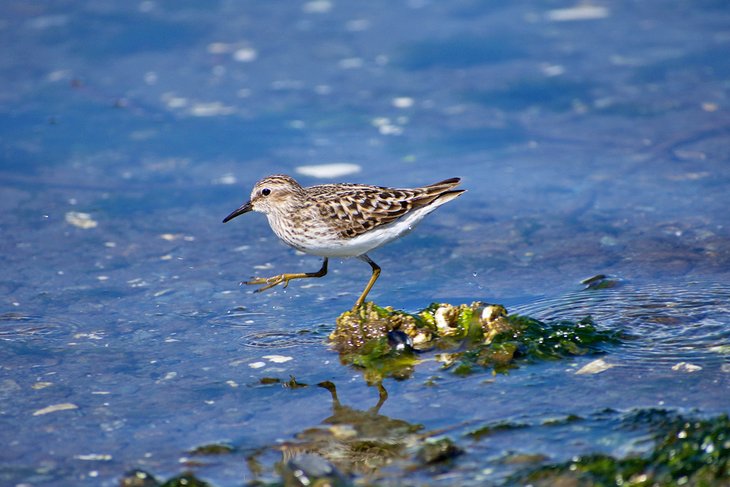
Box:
330, 302, 622, 379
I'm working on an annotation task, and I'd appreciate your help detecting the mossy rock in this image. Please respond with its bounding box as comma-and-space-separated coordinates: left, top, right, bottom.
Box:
331, 302, 623, 379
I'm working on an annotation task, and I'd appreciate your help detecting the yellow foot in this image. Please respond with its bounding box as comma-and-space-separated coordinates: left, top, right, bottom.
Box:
240, 262, 328, 294
242, 274, 292, 293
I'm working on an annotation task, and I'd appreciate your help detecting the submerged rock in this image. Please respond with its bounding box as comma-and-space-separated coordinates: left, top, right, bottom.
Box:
187, 443, 235, 455
416, 438, 464, 465
120, 470, 159, 487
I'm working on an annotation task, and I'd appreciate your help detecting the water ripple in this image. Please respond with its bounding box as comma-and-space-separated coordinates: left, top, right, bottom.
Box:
0, 313, 79, 341
208, 308, 267, 329
512, 280, 730, 369
241, 330, 324, 348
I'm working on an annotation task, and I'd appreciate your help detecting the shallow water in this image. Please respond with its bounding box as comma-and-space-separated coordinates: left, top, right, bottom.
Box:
1, 1, 729, 485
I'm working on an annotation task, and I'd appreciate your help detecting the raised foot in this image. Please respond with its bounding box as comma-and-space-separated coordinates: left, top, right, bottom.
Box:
240, 259, 328, 294
242, 274, 293, 293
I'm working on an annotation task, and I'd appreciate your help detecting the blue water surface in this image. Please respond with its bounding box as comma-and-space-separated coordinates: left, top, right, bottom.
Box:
1, 1, 729, 485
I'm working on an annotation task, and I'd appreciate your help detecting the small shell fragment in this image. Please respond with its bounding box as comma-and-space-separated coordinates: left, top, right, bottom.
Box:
575, 358, 616, 375
263, 355, 293, 363
671, 362, 702, 373
33, 403, 78, 416
65, 212, 97, 229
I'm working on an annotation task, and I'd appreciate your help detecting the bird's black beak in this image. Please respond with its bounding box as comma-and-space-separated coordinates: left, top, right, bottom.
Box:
222, 201, 253, 223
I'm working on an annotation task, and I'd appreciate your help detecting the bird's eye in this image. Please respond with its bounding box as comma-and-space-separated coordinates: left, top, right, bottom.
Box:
261, 188, 271, 196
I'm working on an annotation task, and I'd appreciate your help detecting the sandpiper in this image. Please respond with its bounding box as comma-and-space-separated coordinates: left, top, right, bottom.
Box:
223, 174, 464, 308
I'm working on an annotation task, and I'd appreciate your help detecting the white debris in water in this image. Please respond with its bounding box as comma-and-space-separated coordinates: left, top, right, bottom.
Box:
33, 403, 78, 416
392, 97, 414, 108
163, 94, 188, 109
190, 102, 235, 117
213, 173, 238, 185
48, 69, 71, 82
371, 117, 404, 136
380, 124, 403, 135
339, 57, 364, 69
547, 5, 609, 21
263, 355, 293, 363
73, 332, 103, 340
575, 358, 616, 375
541, 64, 565, 77
233, 47, 258, 62
345, 19, 370, 32
709, 345, 730, 355
671, 362, 702, 373
74, 454, 112, 461
296, 163, 362, 179
65, 211, 98, 229
303, 0, 332, 14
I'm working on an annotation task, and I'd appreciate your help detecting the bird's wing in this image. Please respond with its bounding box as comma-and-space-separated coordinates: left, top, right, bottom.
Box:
311, 179, 462, 239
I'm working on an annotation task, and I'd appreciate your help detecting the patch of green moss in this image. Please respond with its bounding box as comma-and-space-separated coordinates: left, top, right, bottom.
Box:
466, 421, 530, 441
581, 274, 623, 290
505, 315, 623, 361
160, 472, 212, 487
188, 443, 235, 455
259, 377, 281, 385
515, 414, 730, 486
347, 337, 419, 384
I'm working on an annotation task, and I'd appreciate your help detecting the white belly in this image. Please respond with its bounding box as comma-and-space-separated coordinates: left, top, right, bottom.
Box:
284, 203, 441, 258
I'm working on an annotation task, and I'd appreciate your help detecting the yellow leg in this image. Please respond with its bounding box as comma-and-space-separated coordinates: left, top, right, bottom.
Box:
353, 254, 380, 309
244, 258, 328, 293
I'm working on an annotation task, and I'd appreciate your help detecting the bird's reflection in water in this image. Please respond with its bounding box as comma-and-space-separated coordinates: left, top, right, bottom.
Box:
277, 381, 424, 484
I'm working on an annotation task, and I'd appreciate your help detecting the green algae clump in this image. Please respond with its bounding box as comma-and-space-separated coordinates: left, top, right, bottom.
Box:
331, 302, 621, 378
514, 414, 730, 486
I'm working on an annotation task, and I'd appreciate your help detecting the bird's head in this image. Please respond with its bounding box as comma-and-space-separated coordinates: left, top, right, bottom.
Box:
223, 174, 303, 223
